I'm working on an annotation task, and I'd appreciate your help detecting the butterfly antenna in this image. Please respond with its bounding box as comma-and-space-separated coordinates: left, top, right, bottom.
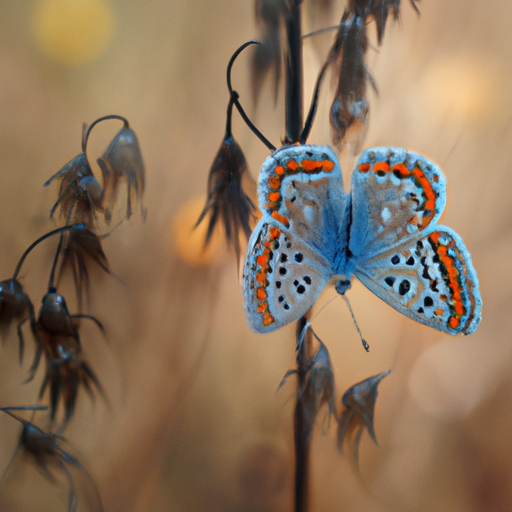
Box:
226, 40, 276, 151
293, 294, 340, 351
311, 293, 339, 321
12, 225, 85, 280
342, 295, 370, 352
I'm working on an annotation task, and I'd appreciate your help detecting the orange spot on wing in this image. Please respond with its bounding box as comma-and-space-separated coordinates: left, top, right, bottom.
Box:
256, 288, 267, 300
268, 192, 280, 202
434, 308, 443, 316
373, 161, 390, 174
392, 163, 409, 178
358, 163, 371, 173
257, 303, 266, 313
301, 159, 321, 172
256, 255, 266, 267
271, 211, 290, 227
256, 270, 267, 284
275, 165, 285, 175
449, 317, 460, 329
269, 226, 280, 239
429, 232, 440, 244
322, 160, 335, 172
262, 312, 275, 326
286, 159, 298, 171
267, 175, 281, 189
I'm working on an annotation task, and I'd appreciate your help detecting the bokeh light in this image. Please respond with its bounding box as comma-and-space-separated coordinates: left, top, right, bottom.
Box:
31, 0, 113, 66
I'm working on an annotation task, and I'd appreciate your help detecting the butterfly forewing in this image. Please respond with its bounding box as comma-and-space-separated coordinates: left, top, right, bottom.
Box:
349, 147, 446, 260
354, 227, 481, 334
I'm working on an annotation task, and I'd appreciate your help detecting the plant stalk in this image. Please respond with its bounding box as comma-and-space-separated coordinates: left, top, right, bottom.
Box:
284, 0, 304, 144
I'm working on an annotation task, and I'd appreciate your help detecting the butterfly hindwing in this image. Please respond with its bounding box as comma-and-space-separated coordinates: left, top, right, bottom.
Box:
349, 147, 446, 260
243, 219, 333, 333
354, 227, 481, 335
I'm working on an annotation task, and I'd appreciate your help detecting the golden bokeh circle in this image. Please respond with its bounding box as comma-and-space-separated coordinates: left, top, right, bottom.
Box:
31, 0, 114, 66
172, 197, 223, 267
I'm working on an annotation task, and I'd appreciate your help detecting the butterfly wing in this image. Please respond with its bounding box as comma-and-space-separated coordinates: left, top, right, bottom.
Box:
243, 144, 349, 333
243, 219, 333, 333
349, 147, 446, 260
349, 148, 481, 334
354, 227, 481, 335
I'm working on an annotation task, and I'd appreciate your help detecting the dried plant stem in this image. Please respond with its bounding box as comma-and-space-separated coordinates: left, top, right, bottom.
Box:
283, 1, 311, 510
284, 0, 304, 144
294, 315, 314, 512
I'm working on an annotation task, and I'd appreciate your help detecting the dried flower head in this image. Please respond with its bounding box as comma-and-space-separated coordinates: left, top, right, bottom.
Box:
337, 369, 391, 464
38, 343, 106, 429
45, 152, 103, 229
58, 228, 110, 308
0, 226, 87, 365
325, 1, 419, 150
0, 407, 104, 512
282, 326, 337, 440
45, 115, 146, 229
97, 124, 147, 224
347, 0, 420, 43
297, 329, 337, 436
0, 278, 35, 362
251, 0, 287, 104
328, 12, 369, 151
196, 95, 256, 262
34, 292, 106, 427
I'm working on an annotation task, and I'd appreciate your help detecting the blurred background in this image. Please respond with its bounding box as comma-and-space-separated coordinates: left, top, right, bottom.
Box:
0, 0, 510, 511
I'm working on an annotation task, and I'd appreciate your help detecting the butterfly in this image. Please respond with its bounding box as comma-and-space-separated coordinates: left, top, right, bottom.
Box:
243, 145, 482, 335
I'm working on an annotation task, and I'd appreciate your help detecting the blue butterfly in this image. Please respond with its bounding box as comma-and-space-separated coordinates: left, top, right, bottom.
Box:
243, 145, 482, 335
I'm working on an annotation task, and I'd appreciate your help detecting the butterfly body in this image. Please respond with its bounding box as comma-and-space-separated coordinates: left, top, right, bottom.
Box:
243, 145, 481, 335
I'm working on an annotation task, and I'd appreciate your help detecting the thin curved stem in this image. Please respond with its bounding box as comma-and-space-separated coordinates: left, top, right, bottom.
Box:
294, 314, 312, 512
226, 40, 276, 151
12, 225, 85, 280
47, 233, 65, 292
82, 114, 130, 152
300, 60, 330, 144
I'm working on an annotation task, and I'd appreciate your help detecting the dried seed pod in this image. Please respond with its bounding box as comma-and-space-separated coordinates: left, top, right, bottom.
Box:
97, 124, 147, 224
0, 225, 86, 364
196, 128, 256, 262
350, 0, 420, 42
37, 292, 78, 340
329, 12, 369, 151
38, 337, 106, 429
45, 152, 103, 228
297, 329, 337, 438
0, 279, 34, 360
32, 292, 106, 427
58, 228, 110, 308
0, 407, 104, 512
251, 0, 287, 105
337, 369, 391, 465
